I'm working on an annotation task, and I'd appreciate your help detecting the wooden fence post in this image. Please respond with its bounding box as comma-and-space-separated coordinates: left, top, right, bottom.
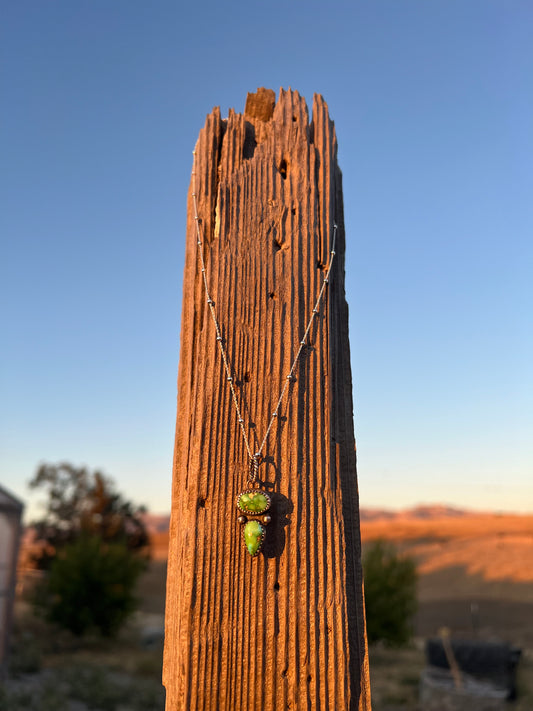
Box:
164, 88, 371, 710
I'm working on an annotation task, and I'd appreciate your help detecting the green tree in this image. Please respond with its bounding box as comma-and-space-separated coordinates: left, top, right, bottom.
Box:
29, 462, 149, 568
363, 540, 417, 646
41, 535, 145, 636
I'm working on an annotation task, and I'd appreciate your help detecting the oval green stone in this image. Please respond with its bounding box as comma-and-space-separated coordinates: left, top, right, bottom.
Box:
238, 491, 270, 514
244, 520, 265, 557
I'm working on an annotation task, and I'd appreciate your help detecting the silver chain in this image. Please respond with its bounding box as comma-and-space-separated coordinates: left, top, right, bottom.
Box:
191, 149, 337, 484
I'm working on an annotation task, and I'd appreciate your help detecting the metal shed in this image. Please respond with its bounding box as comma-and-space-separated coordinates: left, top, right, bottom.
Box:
0, 485, 24, 678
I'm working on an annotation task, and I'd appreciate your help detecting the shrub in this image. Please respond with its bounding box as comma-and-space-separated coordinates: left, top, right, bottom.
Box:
37, 535, 145, 637
29, 462, 149, 569
363, 540, 417, 646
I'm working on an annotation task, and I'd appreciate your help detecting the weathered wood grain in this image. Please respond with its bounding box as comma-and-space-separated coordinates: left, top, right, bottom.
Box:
164, 88, 371, 710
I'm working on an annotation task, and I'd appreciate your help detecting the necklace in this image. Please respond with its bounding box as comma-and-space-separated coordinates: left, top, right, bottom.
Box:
191, 149, 337, 557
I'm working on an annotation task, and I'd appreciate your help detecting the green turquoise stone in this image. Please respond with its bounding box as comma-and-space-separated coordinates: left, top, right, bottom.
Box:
237, 490, 270, 514
243, 520, 265, 557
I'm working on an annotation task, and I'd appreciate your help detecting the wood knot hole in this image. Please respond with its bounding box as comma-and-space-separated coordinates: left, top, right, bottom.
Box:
197, 497, 206, 509
278, 158, 288, 180
273, 581, 280, 591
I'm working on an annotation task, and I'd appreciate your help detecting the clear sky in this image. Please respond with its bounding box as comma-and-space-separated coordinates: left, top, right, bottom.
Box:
2, 0, 532, 520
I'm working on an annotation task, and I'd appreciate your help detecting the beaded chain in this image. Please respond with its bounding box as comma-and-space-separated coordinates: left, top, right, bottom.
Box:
191, 148, 337, 486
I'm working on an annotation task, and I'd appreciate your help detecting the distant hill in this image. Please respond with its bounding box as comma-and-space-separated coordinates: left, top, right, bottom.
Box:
142, 504, 532, 529
359, 504, 469, 521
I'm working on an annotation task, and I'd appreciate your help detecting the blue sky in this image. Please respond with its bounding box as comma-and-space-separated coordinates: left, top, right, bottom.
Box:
2, 0, 532, 519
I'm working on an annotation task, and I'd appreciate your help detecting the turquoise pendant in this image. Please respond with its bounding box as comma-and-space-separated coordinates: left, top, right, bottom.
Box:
236, 488, 272, 557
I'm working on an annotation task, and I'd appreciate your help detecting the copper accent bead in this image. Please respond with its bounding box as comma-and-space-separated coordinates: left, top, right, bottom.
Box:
237, 515, 247, 525
262, 515, 272, 524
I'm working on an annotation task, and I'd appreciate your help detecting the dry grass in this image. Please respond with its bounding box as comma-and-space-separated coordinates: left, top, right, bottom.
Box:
368, 644, 425, 710
4, 599, 165, 710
